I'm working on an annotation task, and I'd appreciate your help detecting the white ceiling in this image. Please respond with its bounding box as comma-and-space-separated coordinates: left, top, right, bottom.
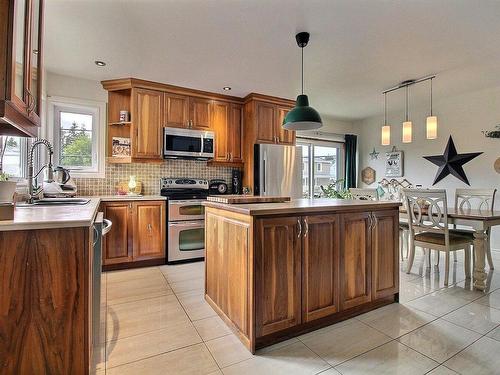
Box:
44, 0, 500, 121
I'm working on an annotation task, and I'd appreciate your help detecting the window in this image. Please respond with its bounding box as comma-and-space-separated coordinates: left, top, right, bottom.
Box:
48, 97, 106, 178
0, 136, 28, 179
298, 139, 344, 198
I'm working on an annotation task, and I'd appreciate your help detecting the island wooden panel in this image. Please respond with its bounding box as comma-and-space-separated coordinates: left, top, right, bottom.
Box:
372, 210, 399, 299
339, 212, 372, 310
255, 217, 301, 337
0, 227, 90, 374
205, 209, 252, 338
302, 214, 340, 322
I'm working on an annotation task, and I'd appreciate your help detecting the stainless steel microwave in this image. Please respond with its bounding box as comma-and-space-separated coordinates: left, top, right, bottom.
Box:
163, 127, 215, 160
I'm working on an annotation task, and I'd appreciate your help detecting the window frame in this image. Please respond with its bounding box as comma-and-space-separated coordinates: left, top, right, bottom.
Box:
47, 96, 106, 178
0, 136, 29, 180
298, 138, 345, 199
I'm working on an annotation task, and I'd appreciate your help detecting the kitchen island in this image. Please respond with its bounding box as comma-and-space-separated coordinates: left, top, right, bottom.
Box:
203, 198, 401, 353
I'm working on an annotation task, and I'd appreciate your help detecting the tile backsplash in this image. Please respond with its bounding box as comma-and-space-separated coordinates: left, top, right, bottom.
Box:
74, 160, 236, 196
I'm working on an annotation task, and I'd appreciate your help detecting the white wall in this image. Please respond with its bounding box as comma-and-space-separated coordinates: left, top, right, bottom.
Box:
355, 85, 500, 249
45, 71, 107, 102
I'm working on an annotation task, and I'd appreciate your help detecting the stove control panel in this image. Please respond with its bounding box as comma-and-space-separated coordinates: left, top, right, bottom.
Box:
160, 178, 209, 190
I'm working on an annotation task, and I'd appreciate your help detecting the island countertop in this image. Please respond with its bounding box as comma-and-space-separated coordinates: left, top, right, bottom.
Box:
203, 198, 401, 216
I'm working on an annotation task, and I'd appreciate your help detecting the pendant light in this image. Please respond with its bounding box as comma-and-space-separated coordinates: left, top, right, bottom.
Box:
426, 78, 438, 139
381, 92, 391, 145
402, 85, 412, 143
283, 32, 322, 130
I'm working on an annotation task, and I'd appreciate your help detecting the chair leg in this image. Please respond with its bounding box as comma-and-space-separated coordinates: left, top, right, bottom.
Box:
406, 244, 416, 274
403, 230, 409, 259
444, 252, 450, 286
427, 248, 432, 268
465, 247, 471, 279
436, 251, 440, 266
399, 229, 404, 261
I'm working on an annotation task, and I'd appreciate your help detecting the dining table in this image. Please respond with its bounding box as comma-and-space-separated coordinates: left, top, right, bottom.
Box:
400, 207, 500, 291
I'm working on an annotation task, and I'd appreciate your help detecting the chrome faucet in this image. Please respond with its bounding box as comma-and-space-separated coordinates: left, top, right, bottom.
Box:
27, 138, 54, 204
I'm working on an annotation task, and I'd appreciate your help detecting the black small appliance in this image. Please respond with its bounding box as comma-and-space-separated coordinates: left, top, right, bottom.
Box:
232, 169, 242, 195
209, 179, 228, 195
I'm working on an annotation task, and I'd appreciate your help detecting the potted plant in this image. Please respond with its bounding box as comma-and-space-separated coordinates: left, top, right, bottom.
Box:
0, 137, 17, 202
320, 179, 353, 199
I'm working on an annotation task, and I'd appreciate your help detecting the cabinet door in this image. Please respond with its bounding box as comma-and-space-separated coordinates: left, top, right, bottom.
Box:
229, 104, 243, 162
255, 217, 301, 337
27, 0, 42, 119
132, 201, 165, 261
212, 101, 230, 162
339, 212, 372, 310
10, 0, 30, 112
164, 92, 189, 128
276, 106, 295, 145
133, 88, 162, 158
372, 210, 399, 299
255, 101, 276, 143
102, 203, 132, 265
189, 97, 212, 130
302, 215, 340, 322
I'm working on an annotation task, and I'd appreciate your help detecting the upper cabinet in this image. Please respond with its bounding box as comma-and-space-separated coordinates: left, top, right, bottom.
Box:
0, 0, 45, 137
133, 88, 162, 159
163, 93, 212, 130
212, 101, 243, 164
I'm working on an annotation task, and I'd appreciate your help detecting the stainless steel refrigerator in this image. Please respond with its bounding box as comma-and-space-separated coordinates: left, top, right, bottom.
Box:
254, 144, 303, 199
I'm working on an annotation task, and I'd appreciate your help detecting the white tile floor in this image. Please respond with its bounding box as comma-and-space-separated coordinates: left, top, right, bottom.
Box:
98, 249, 500, 374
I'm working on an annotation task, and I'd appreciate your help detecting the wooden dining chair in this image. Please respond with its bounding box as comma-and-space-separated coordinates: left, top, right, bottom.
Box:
403, 188, 473, 286
452, 188, 497, 269
350, 188, 379, 200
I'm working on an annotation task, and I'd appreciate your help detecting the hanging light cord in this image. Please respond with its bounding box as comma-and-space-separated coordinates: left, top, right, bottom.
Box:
430, 78, 433, 116
384, 93, 387, 124
405, 85, 409, 121
301, 46, 304, 95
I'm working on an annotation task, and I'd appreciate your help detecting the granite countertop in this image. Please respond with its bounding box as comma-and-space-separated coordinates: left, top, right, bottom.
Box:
203, 198, 402, 216
0, 195, 167, 231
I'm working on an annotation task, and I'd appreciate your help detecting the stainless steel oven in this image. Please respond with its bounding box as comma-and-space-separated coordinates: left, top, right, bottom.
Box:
163, 127, 214, 160
161, 178, 209, 264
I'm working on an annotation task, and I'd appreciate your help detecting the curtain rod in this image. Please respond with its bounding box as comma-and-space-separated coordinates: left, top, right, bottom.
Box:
382, 74, 436, 94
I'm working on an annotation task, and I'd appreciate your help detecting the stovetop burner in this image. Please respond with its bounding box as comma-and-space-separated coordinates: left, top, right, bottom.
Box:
160, 178, 209, 200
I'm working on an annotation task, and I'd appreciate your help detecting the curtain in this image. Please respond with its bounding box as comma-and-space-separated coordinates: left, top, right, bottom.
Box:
344, 134, 357, 189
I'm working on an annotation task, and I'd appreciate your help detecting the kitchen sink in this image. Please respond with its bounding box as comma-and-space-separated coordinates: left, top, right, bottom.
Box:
17, 198, 91, 207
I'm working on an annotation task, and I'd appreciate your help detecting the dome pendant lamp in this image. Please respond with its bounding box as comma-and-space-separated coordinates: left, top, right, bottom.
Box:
283, 32, 323, 130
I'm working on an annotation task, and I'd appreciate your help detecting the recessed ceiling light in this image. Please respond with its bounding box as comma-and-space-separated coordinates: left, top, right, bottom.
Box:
95, 60, 106, 67
222, 86, 231, 91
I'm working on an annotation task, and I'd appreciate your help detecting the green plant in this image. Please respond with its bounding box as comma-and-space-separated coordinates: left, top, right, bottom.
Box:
320, 179, 352, 199
0, 172, 9, 181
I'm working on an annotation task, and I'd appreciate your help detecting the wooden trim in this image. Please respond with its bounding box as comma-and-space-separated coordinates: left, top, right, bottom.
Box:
101, 77, 244, 103
102, 257, 165, 272
243, 93, 295, 107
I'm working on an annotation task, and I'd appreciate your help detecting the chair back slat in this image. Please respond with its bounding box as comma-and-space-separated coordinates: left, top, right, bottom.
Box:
350, 188, 379, 201
402, 189, 449, 244
455, 188, 496, 212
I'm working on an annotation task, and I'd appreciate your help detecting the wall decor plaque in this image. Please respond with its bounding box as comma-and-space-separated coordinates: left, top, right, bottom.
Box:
385, 150, 404, 177
361, 167, 376, 185
494, 157, 500, 174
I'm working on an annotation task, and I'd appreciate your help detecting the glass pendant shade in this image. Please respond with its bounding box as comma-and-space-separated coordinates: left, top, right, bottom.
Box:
283, 95, 322, 130
402, 121, 412, 143
381, 125, 391, 145
426, 116, 438, 139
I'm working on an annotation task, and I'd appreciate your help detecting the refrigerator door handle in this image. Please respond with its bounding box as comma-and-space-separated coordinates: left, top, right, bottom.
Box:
262, 151, 267, 193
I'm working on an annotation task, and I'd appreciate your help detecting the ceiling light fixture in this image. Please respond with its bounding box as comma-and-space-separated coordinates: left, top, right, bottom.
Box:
402, 83, 412, 143
94, 60, 106, 67
283, 32, 322, 131
426, 78, 437, 139
222, 86, 231, 91
381, 92, 391, 146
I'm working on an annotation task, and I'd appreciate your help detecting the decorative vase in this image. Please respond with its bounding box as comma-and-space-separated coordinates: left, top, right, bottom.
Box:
0, 180, 17, 202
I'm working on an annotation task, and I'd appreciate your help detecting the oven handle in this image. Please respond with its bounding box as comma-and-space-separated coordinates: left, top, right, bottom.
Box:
168, 200, 205, 205
168, 221, 205, 227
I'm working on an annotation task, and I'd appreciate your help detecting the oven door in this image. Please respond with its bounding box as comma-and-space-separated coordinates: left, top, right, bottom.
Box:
168, 199, 205, 221
168, 221, 205, 262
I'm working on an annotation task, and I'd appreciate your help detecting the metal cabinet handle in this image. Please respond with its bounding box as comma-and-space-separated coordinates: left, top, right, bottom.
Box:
102, 219, 113, 235
303, 217, 309, 237
229, 152, 232, 161
128, 203, 132, 209
147, 223, 152, 232
372, 213, 378, 228
368, 214, 373, 229
297, 218, 302, 238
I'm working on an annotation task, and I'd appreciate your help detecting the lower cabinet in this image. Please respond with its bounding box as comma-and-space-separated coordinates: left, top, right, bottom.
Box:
102, 200, 166, 268
254, 217, 302, 337
254, 210, 398, 337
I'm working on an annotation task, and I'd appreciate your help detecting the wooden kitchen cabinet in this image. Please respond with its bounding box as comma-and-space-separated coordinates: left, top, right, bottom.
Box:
163, 92, 189, 128
132, 201, 165, 261
0, 0, 45, 137
339, 212, 372, 310
189, 97, 212, 130
371, 210, 399, 299
133, 88, 163, 159
212, 101, 243, 163
276, 106, 295, 145
255, 217, 302, 337
255, 101, 276, 143
101, 200, 166, 269
302, 214, 340, 322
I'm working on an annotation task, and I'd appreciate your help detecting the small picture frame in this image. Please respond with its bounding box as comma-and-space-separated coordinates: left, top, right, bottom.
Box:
112, 137, 131, 157
385, 151, 404, 177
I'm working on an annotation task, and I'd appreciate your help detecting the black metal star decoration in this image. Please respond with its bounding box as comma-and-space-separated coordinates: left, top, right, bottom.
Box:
423, 136, 482, 185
